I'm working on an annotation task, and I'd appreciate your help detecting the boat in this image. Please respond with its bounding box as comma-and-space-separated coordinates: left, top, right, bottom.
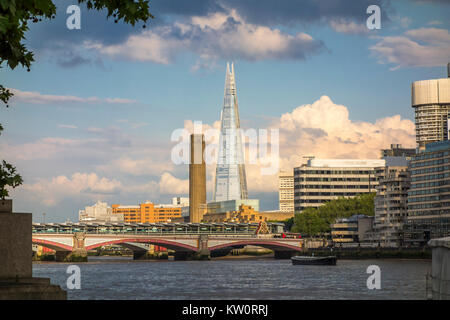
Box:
291, 255, 337, 266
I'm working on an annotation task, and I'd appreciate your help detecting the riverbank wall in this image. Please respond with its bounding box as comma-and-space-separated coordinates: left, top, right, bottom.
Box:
304, 247, 431, 259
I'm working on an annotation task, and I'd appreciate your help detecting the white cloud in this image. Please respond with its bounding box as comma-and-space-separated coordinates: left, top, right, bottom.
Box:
58, 124, 78, 129
85, 9, 324, 65
158, 172, 189, 195
370, 28, 450, 69
23, 173, 123, 206
428, 20, 443, 26
329, 19, 369, 35
10, 88, 138, 105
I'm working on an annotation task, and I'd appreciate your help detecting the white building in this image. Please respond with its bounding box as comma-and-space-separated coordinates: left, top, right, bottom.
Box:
78, 201, 124, 222
278, 171, 294, 213
294, 158, 385, 212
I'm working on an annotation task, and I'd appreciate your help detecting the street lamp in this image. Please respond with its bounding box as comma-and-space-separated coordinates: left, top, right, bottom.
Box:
42, 212, 46, 224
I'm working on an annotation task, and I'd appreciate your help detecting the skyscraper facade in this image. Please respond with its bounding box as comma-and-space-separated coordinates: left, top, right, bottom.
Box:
214, 62, 248, 201
412, 71, 450, 150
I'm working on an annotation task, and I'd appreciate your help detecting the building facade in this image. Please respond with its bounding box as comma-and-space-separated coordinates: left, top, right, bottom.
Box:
380, 144, 416, 159
372, 157, 410, 246
78, 201, 124, 223
404, 140, 450, 245
294, 158, 385, 212
278, 170, 294, 213
112, 201, 182, 223
214, 62, 248, 202
331, 215, 374, 244
412, 72, 450, 150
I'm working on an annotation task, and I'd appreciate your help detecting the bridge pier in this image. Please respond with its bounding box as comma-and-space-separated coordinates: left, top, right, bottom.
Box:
173, 251, 194, 260
55, 251, 70, 262
133, 250, 149, 260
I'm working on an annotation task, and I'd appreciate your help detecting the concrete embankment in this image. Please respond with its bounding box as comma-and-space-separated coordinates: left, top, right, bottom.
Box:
305, 247, 431, 259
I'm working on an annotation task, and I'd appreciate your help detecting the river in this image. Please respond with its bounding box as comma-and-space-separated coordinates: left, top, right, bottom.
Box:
32, 257, 431, 300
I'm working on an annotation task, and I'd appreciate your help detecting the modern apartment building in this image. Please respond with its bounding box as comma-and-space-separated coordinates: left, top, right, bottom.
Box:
412, 67, 450, 150
372, 157, 410, 246
278, 170, 294, 213
294, 158, 385, 212
404, 140, 450, 245
111, 201, 182, 223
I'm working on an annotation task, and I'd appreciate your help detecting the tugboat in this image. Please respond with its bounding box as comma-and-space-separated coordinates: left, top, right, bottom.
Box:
291, 255, 337, 266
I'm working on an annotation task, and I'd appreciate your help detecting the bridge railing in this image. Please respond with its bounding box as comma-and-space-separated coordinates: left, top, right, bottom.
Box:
32, 230, 284, 237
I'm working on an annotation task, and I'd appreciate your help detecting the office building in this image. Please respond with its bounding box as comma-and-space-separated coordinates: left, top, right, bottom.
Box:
278, 170, 294, 213
214, 62, 248, 202
412, 67, 450, 150
372, 157, 410, 247
404, 140, 450, 245
189, 134, 206, 223
294, 158, 385, 212
331, 215, 374, 244
112, 201, 182, 223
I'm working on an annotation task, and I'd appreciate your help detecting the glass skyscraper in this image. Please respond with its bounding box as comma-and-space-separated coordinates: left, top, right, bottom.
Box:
213, 62, 248, 201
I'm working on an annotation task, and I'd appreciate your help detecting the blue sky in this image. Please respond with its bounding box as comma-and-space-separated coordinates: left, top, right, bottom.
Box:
1, 0, 449, 222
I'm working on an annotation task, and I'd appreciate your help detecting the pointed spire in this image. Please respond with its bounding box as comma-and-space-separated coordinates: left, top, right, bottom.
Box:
231, 62, 234, 76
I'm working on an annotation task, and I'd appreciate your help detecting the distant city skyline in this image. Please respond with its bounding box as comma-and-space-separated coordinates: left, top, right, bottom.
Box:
1, 0, 449, 222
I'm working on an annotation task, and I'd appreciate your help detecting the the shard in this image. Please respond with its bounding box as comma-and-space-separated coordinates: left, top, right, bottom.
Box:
213, 62, 248, 201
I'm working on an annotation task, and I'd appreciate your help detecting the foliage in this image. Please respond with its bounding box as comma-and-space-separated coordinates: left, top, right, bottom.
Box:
0, 126, 23, 199
291, 193, 376, 236
0, 0, 154, 197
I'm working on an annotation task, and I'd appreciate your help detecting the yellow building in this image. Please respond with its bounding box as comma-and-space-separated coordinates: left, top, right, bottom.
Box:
202, 205, 293, 224
112, 201, 182, 223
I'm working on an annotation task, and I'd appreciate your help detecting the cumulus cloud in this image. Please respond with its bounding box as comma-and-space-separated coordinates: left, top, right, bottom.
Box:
370, 28, 450, 69
329, 19, 369, 35
9, 88, 138, 105
158, 172, 189, 194
241, 96, 415, 192
23, 173, 123, 206
98, 157, 175, 176
85, 9, 324, 65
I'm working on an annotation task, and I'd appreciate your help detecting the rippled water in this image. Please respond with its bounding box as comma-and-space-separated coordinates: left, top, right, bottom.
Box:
32, 257, 431, 300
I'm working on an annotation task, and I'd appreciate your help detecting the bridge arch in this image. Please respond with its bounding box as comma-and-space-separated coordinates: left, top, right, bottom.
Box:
208, 240, 302, 253
32, 238, 72, 252
84, 238, 198, 252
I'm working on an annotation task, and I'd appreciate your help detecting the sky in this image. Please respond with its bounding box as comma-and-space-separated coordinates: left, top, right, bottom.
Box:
1, 0, 450, 222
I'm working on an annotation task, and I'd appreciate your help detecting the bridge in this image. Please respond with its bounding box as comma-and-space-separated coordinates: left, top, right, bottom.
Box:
32, 222, 304, 261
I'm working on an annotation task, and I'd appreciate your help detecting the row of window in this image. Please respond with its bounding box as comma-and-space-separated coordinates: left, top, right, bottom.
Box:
294, 170, 375, 175
411, 165, 450, 175
295, 185, 372, 190
411, 173, 450, 182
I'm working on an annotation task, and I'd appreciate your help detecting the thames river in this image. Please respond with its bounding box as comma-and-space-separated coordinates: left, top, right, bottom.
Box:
32, 257, 431, 300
